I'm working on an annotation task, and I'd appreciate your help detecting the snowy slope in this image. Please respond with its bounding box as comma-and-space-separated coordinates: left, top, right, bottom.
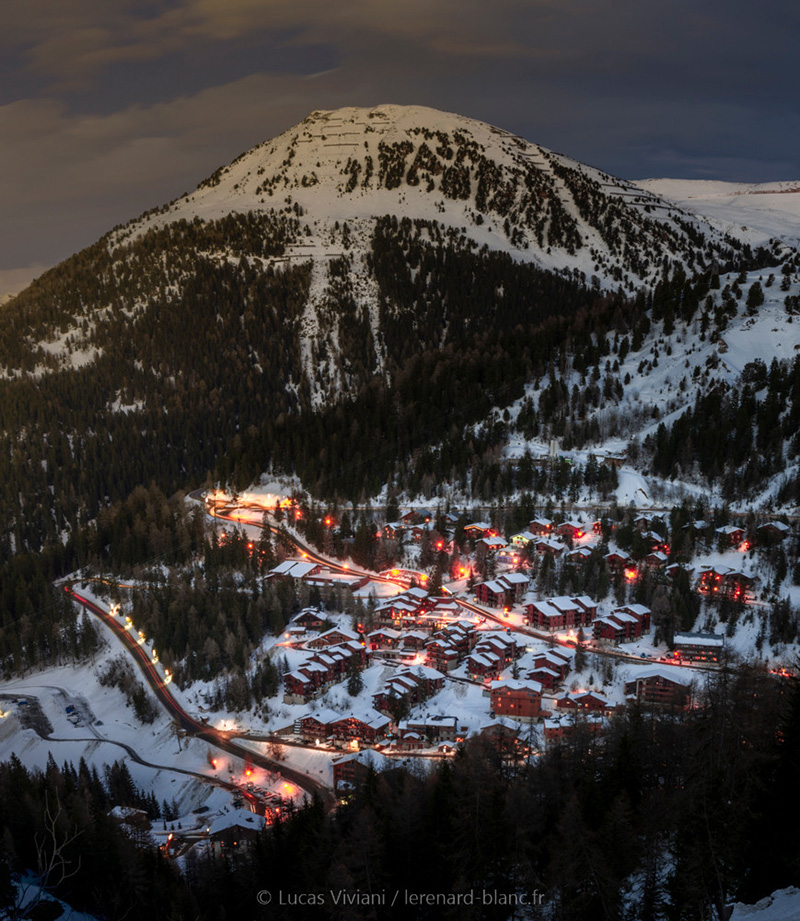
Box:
635, 178, 800, 247
112, 104, 748, 292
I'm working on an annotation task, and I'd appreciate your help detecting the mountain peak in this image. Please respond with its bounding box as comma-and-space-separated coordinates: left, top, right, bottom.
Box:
112, 104, 752, 293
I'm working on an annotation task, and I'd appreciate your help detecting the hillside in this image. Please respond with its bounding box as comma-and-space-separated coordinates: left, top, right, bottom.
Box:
0, 105, 794, 557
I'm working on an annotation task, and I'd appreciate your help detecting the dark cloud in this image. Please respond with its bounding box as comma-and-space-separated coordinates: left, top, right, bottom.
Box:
1, 0, 798, 280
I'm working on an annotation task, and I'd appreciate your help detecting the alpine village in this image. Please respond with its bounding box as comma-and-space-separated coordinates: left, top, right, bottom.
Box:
2, 105, 800, 921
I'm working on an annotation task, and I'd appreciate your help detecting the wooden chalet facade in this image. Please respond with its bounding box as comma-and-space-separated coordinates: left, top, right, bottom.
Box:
672, 632, 725, 663
523, 595, 596, 631
625, 668, 692, 707
490, 679, 543, 720
593, 604, 651, 645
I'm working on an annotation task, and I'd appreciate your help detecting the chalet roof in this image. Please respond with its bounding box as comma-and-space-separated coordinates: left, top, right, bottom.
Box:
536, 538, 567, 552
479, 536, 507, 548
490, 678, 543, 694
550, 596, 580, 613
759, 520, 791, 532
511, 530, 536, 542
396, 665, 445, 681
529, 600, 564, 620
499, 572, 530, 586
558, 519, 585, 531
271, 559, 319, 578
606, 612, 640, 625
406, 587, 430, 600
207, 809, 265, 836
626, 666, 692, 686
297, 707, 341, 725
292, 608, 324, 622
368, 627, 401, 639
313, 626, 360, 642
333, 749, 392, 770
619, 603, 651, 617
674, 632, 724, 647
534, 648, 573, 665
604, 549, 631, 561
468, 652, 501, 668
285, 670, 313, 684
528, 666, 560, 679
716, 524, 744, 535
478, 579, 508, 595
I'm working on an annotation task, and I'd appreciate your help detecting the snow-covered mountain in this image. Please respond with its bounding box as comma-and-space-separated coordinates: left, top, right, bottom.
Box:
2, 105, 800, 553
117, 104, 757, 290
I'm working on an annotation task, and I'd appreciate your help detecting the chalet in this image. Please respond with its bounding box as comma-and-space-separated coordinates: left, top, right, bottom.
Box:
478, 535, 507, 552
372, 666, 445, 713
528, 518, 554, 535
424, 639, 460, 672
328, 711, 393, 746
291, 609, 326, 632
496, 544, 523, 565
399, 715, 467, 744
510, 530, 536, 546
268, 559, 321, 580
410, 523, 434, 542
625, 668, 692, 707
641, 530, 668, 552
490, 679, 543, 720
294, 709, 341, 743
383, 522, 404, 540
527, 665, 561, 690
715, 524, 745, 547
499, 571, 531, 600
332, 750, 391, 791
283, 671, 316, 704
684, 519, 710, 535
556, 520, 587, 540
531, 649, 573, 681
665, 562, 695, 581
593, 611, 642, 644
475, 718, 522, 749
475, 579, 511, 608
697, 565, 755, 601
207, 809, 264, 854
535, 537, 567, 557
672, 632, 725, 663
395, 731, 425, 752
556, 691, 616, 716
758, 521, 791, 541
645, 550, 669, 568
306, 627, 362, 649
523, 595, 594, 631
465, 650, 503, 680
566, 547, 593, 565
400, 630, 428, 651
604, 549, 632, 570
463, 521, 492, 540
543, 714, 605, 742
616, 604, 652, 632
367, 628, 401, 650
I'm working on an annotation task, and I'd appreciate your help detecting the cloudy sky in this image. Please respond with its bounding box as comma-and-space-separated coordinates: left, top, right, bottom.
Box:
2, 0, 799, 292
